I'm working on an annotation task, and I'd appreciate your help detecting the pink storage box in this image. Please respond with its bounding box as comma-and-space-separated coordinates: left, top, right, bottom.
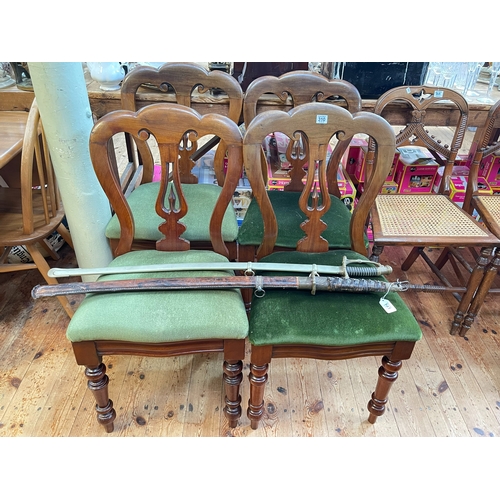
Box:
455, 153, 469, 166
395, 146, 439, 193
386, 150, 404, 183
348, 139, 398, 184
432, 164, 471, 193
449, 176, 492, 206
358, 179, 399, 195
478, 154, 500, 188
380, 180, 399, 194
341, 137, 368, 179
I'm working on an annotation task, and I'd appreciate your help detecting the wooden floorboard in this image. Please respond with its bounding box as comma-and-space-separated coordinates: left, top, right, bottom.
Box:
0, 241, 499, 438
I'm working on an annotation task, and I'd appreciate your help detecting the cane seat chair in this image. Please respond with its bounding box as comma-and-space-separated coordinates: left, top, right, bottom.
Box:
0, 98, 74, 318
237, 71, 363, 265
242, 102, 423, 429
367, 86, 500, 333
449, 99, 500, 337
105, 62, 244, 259
64, 103, 248, 433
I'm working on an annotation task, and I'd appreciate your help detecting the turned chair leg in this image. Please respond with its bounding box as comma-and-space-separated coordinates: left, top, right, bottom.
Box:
369, 245, 384, 263
85, 363, 116, 433
367, 356, 402, 424
458, 247, 500, 337
223, 359, 243, 428
450, 247, 494, 336
247, 362, 269, 430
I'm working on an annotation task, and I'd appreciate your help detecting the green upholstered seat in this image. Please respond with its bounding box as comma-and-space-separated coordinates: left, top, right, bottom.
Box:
105, 182, 239, 243
249, 249, 422, 346
67, 249, 249, 343
237, 190, 362, 248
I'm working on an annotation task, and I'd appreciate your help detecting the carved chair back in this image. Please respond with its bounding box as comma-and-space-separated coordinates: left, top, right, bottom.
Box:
243, 71, 362, 197
366, 85, 469, 194
120, 62, 243, 189
243, 101, 396, 260
89, 103, 243, 258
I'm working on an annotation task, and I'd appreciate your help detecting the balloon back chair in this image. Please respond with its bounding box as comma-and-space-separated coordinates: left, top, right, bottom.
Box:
451, 98, 500, 336
105, 62, 244, 259
237, 71, 363, 310
0, 98, 74, 318
64, 103, 248, 433
366, 85, 500, 335
242, 101, 423, 429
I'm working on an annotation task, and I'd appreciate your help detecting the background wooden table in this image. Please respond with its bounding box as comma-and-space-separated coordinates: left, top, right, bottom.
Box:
1, 80, 500, 127
0, 110, 28, 169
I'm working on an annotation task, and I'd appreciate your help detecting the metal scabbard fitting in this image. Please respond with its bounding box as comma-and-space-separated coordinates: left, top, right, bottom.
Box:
254, 276, 265, 298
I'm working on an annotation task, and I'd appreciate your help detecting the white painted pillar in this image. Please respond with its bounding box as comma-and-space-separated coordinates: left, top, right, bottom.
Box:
28, 62, 113, 280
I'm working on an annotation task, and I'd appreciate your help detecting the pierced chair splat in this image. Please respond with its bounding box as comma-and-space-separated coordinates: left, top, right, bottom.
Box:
63, 103, 248, 433
242, 101, 423, 430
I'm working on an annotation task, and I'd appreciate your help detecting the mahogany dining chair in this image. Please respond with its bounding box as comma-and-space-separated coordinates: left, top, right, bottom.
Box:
236, 71, 363, 311
62, 103, 248, 433
242, 101, 422, 429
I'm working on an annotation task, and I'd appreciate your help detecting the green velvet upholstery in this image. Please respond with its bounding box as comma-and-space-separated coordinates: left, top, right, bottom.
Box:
249, 250, 422, 346
105, 182, 239, 242
237, 190, 365, 248
67, 250, 249, 343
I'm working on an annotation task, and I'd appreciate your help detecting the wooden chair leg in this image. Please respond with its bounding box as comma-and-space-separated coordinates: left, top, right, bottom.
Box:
247, 345, 273, 430
85, 363, 116, 433
247, 362, 269, 430
434, 247, 451, 270
401, 246, 422, 271
369, 244, 384, 262
458, 247, 500, 337
367, 355, 402, 424
39, 238, 60, 260
223, 359, 243, 428
26, 243, 74, 318
56, 222, 74, 249
450, 247, 494, 335
222, 339, 245, 427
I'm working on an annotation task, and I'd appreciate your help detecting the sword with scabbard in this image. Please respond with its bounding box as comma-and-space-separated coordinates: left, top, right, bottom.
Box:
31, 256, 468, 300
